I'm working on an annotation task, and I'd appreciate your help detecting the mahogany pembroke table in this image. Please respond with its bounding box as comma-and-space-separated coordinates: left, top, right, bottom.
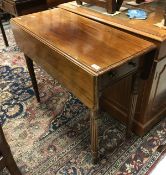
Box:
11, 8, 155, 162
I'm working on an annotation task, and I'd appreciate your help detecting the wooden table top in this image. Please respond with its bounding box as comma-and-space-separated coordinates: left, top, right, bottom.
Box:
59, 1, 166, 42
11, 8, 154, 75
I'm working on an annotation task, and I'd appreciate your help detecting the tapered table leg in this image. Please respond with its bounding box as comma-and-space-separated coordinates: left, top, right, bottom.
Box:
107, 0, 117, 14
76, 0, 82, 5
126, 72, 140, 137
164, 8, 166, 26
0, 18, 9, 47
24, 54, 40, 102
116, 0, 124, 11
90, 109, 99, 164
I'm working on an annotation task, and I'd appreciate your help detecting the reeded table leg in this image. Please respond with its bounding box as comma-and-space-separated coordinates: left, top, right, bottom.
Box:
25, 54, 40, 102
90, 108, 99, 164
0, 18, 9, 47
126, 72, 140, 137
90, 76, 100, 164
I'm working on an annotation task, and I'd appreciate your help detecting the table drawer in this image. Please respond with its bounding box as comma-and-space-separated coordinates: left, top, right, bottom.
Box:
99, 57, 139, 90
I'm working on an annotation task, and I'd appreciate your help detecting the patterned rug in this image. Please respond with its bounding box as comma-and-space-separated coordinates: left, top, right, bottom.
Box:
0, 27, 166, 175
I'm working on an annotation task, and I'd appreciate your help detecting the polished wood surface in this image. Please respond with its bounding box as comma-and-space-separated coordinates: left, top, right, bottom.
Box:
11, 8, 155, 161
59, 1, 166, 42
12, 23, 95, 109
59, 1, 166, 136
11, 8, 154, 75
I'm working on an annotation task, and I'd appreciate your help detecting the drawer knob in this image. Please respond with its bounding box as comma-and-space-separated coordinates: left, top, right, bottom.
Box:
108, 71, 116, 77
128, 61, 137, 67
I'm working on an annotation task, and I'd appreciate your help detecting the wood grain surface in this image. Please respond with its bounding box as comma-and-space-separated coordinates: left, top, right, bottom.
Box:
59, 1, 166, 42
11, 8, 154, 75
